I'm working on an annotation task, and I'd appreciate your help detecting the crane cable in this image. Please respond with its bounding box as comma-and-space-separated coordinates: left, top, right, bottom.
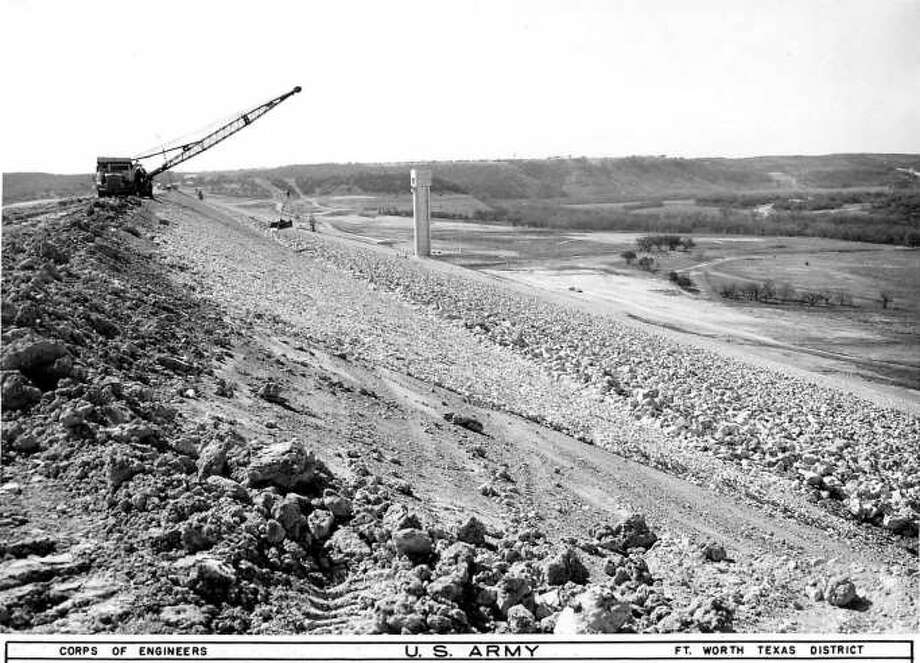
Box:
131, 88, 293, 163
133, 106, 245, 162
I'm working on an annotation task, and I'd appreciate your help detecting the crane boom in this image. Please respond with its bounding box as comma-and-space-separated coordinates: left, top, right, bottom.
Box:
145, 85, 301, 178
95, 85, 301, 198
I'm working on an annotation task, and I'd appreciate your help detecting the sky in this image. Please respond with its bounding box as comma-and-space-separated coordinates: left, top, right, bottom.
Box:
1, 0, 919, 174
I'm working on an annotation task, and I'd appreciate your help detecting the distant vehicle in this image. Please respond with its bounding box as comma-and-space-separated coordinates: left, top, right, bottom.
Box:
95, 85, 301, 198
271, 192, 295, 230
95, 157, 152, 197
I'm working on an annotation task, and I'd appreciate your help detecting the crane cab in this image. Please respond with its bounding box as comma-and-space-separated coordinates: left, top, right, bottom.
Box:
95, 157, 151, 197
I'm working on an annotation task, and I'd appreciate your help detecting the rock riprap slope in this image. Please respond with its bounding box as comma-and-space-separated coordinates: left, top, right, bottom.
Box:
270, 229, 919, 538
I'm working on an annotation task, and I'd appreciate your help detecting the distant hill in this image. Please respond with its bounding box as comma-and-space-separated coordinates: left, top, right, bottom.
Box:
190, 153, 920, 202
2, 172, 93, 204
5, 154, 920, 204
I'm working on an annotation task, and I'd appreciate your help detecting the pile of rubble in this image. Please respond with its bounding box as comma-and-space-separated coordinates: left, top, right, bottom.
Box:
0, 200, 354, 632
372, 512, 731, 634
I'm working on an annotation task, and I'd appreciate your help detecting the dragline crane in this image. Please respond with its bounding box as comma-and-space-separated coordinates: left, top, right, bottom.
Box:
95, 85, 301, 198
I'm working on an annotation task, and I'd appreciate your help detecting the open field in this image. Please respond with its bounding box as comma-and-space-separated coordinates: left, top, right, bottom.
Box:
564, 199, 724, 217
345, 193, 493, 217
705, 250, 920, 311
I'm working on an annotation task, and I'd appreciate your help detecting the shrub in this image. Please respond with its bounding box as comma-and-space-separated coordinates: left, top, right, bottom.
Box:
718, 282, 739, 299
759, 279, 777, 301
668, 271, 695, 290
621, 250, 637, 265
833, 291, 854, 306
637, 256, 655, 271
636, 234, 687, 252
636, 236, 655, 252
776, 282, 797, 301
801, 290, 823, 306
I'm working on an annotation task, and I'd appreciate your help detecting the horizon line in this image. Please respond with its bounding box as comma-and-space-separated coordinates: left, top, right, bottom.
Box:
4, 150, 920, 177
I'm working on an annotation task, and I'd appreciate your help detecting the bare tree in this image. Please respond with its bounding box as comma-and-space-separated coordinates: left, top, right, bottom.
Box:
759, 279, 776, 301
776, 282, 796, 302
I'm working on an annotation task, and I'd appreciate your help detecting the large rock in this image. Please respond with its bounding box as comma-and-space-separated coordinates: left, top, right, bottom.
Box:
882, 511, 917, 535
247, 439, 316, 490
323, 493, 353, 520
264, 519, 286, 544
553, 587, 631, 634
699, 541, 727, 562
534, 588, 563, 619
382, 504, 421, 531
274, 495, 308, 540
496, 572, 532, 615
506, 604, 538, 633
542, 546, 589, 586
205, 476, 249, 502
443, 412, 484, 434
427, 573, 464, 602
60, 400, 93, 428
106, 453, 147, 490
181, 523, 212, 553
605, 554, 651, 586
187, 555, 236, 601
307, 509, 335, 541
689, 597, 734, 632
1, 371, 42, 410
594, 513, 658, 552
439, 541, 477, 567
326, 527, 371, 559
825, 576, 858, 607
456, 516, 488, 545
158, 603, 209, 629
156, 355, 195, 374
392, 528, 432, 556
1, 331, 68, 373
196, 440, 228, 480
